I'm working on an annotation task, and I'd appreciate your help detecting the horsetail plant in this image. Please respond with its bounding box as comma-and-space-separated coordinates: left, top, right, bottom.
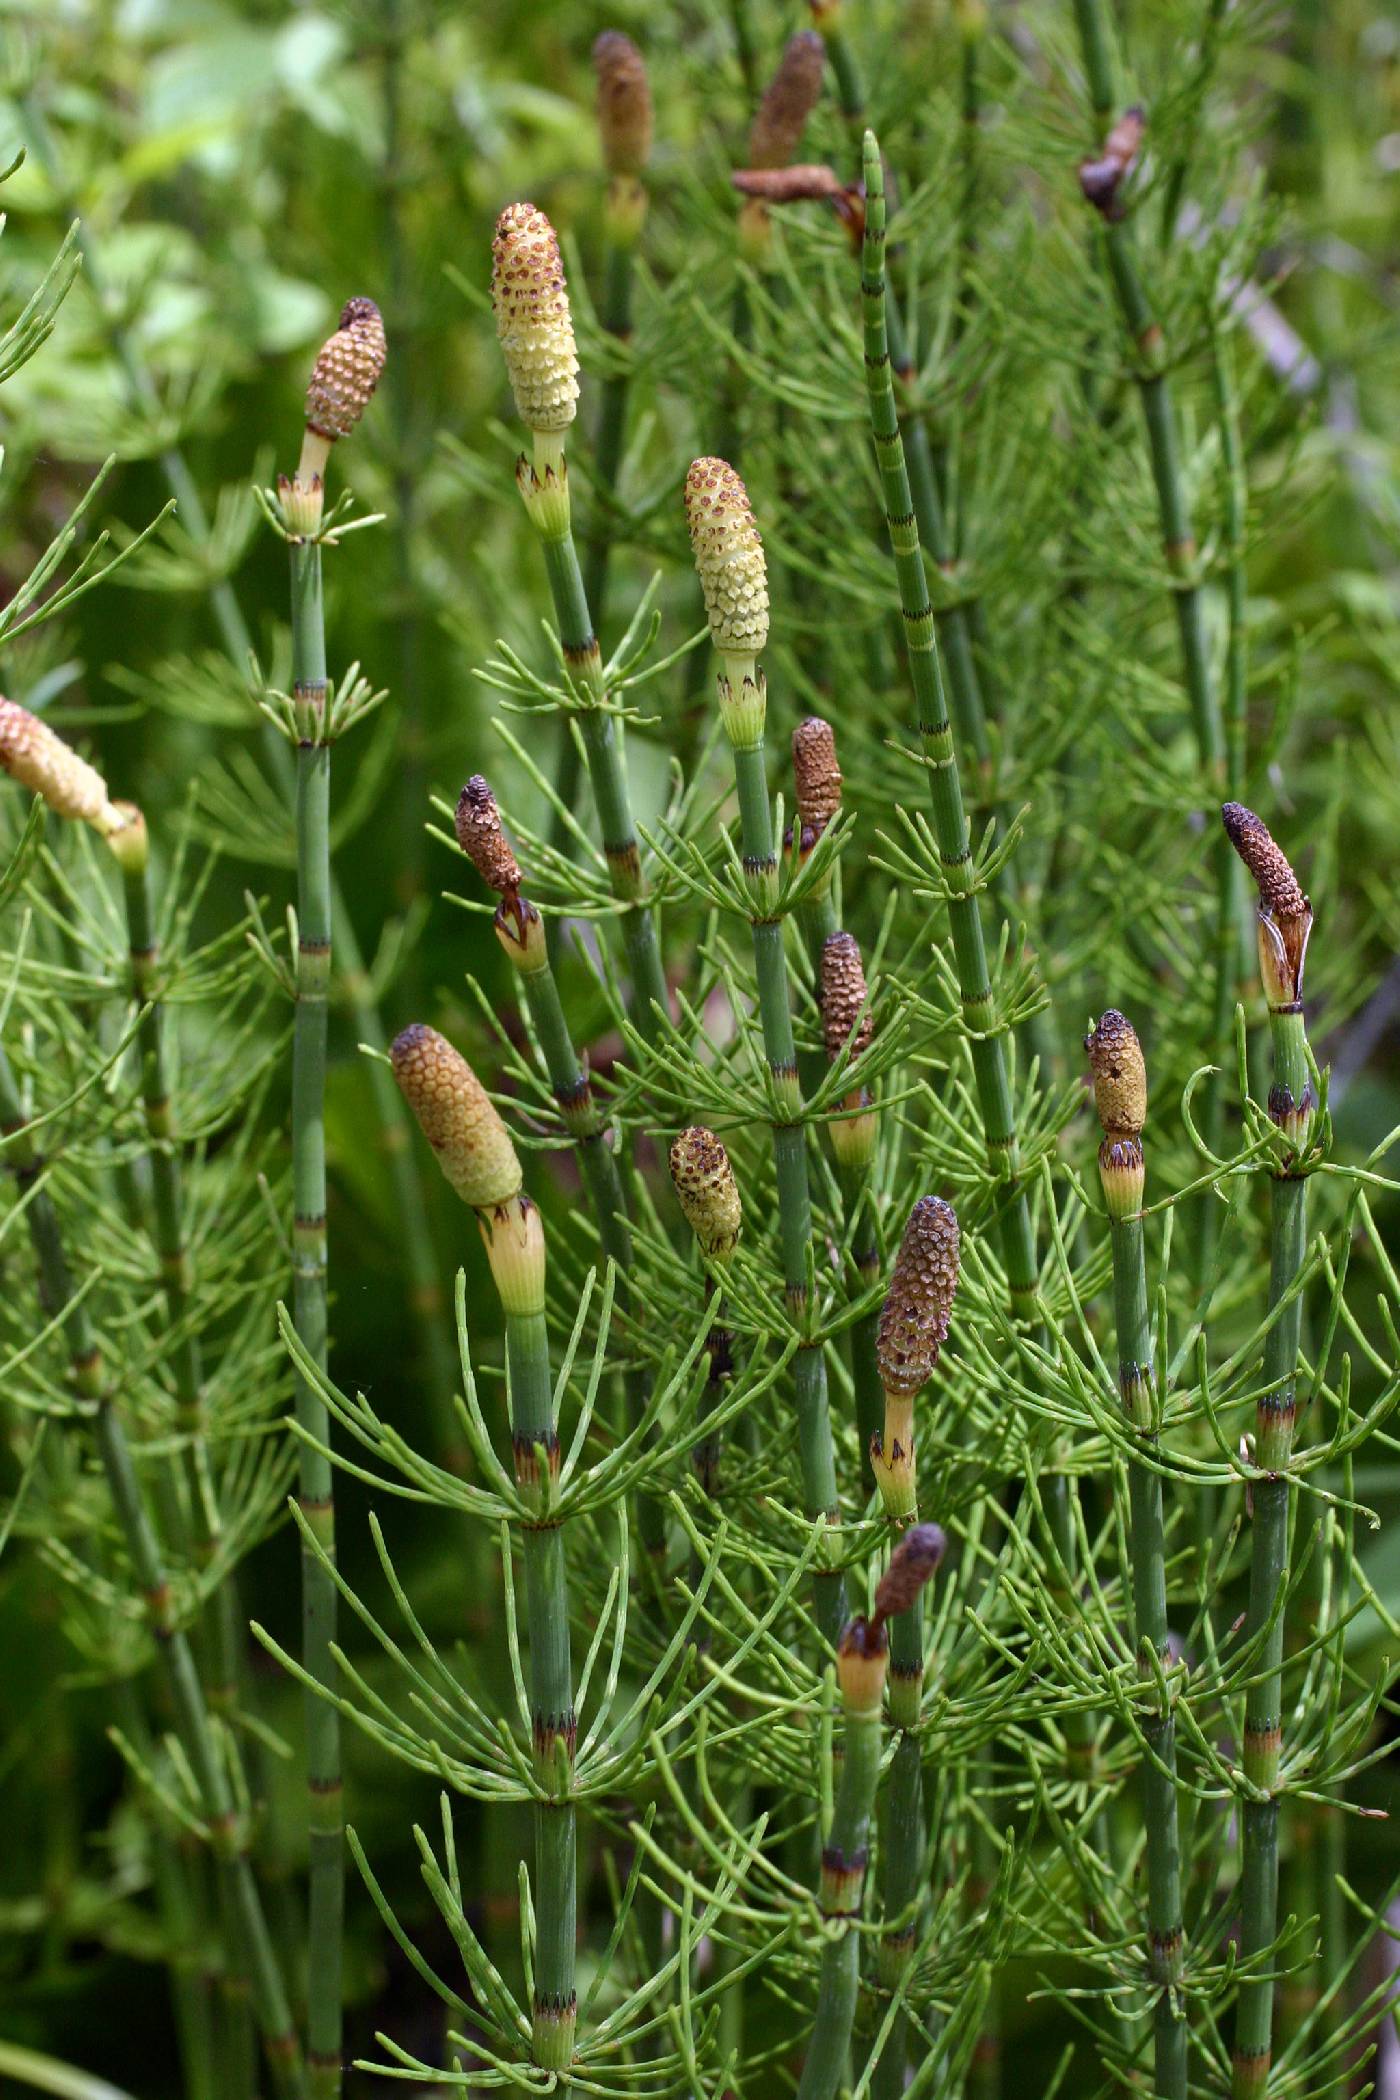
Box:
390, 1024, 578, 2074
669, 1125, 742, 1496
1086, 1009, 1187, 2098
820, 927, 882, 1453
798, 1522, 947, 2100
685, 453, 845, 1644
0, 709, 303, 2097
868, 1200, 959, 2100
259, 292, 387, 2100
547, 33, 653, 905
454, 771, 663, 1560
492, 202, 670, 1039
1222, 802, 1318, 2100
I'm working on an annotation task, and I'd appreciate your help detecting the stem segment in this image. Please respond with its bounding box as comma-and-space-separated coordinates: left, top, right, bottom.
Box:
287, 530, 344, 2100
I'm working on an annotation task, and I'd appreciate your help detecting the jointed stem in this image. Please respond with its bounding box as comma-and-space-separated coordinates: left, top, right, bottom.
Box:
0, 1051, 303, 2096
549, 233, 638, 943
730, 738, 844, 1646
1107, 1191, 1188, 2097
16, 92, 457, 1439
287, 532, 344, 2099
503, 1299, 577, 2068
534, 513, 670, 1041
1233, 1009, 1310, 2097
511, 938, 663, 1560
796, 1691, 884, 2099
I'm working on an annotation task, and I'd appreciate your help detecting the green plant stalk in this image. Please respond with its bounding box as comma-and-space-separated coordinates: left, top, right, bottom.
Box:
287, 532, 344, 2100
531, 514, 669, 1044
1108, 1195, 1187, 2098
860, 138, 1036, 1321
548, 234, 637, 942
731, 737, 844, 1645
511, 938, 663, 1561
0, 1051, 221, 2100
796, 1688, 884, 2099
870, 1602, 923, 2100
118, 845, 260, 2066
1068, 14, 1243, 1251
798, 877, 883, 1464
0, 1055, 302, 2095
504, 1301, 577, 2069
1233, 1013, 1309, 2098
18, 95, 457, 1439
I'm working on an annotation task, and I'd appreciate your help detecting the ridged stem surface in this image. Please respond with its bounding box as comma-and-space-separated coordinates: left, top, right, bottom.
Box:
731, 736, 844, 1646
514, 952, 661, 1559
870, 1598, 923, 2100
0, 1049, 301, 2093
1109, 1196, 1187, 2097
548, 237, 636, 936
504, 1304, 577, 2067
16, 95, 455, 1440
1233, 1011, 1309, 2096
796, 1698, 883, 2099
288, 533, 344, 2100
537, 525, 669, 1038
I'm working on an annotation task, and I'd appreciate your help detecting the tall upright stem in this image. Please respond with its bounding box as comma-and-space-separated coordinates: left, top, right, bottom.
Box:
1069, 7, 1243, 1267
533, 519, 669, 1039
796, 1672, 884, 2099
17, 92, 456, 1437
0, 1049, 302, 2095
548, 232, 639, 949
1106, 1181, 1187, 2095
1233, 1003, 1309, 2098
287, 533, 344, 2100
503, 1294, 577, 2071
732, 738, 844, 1646
506, 924, 663, 1563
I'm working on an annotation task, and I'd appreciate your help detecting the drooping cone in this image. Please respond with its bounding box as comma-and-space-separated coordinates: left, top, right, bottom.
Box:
492, 204, 581, 436
390, 1024, 522, 1210
594, 31, 652, 175
0, 698, 123, 836
876, 1196, 960, 1398
305, 297, 387, 442
669, 1127, 742, 1264
684, 457, 769, 660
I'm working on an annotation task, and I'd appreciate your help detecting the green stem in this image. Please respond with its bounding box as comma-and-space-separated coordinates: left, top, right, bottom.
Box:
1233, 1007, 1309, 2097
860, 142, 1038, 1322
288, 534, 344, 2100
731, 738, 844, 1647
535, 526, 669, 1040
1, 1055, 222, 2100
548, 231, 637, 962
503, 1306, 577, 2070
0, 1052, 301, 2094
796, 1696, 884, 2099
513, 948, 663, 1562
1108, 1196, 1188, 2097
17, 93, 456, 1443
870, 1601, 923, 2100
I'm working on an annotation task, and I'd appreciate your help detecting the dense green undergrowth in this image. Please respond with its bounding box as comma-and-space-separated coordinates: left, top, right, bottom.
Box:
0, 2, 1399, 2096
